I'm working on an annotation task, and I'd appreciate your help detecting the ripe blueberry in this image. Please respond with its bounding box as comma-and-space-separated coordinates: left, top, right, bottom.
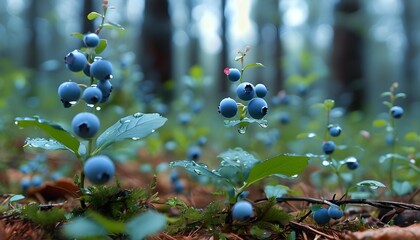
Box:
218, 98, 238, 118
31, 175, 43, 188
65, 50, 87, 72
83, 64, 91, 77
255, 84, 268, 98
84, 155, 115, 185
187, 145, 201, 161
322, 141, 336, 155
390, 106, 404, 119
247, 97, 268, 119
236, 82, 255, 101
232, 201, 254, 221
83, 33, 100, 48
224, 68, 241, 82
328, 206, 343, 219
172, 179, 185, 194
96, 80, 113, 102
58, 81, 81, 108
329, 126, 342, 137
71, 112, 100, 139
21, 177, 31, 191
346, 161, 359, 170
90, 59, 113, 80
82, 86, 103, 105
313, 207, 330, 224
279, 112, 290, 125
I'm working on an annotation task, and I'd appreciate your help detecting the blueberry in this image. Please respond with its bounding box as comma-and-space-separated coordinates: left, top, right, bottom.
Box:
346, 160, 359, 170
385, 134, 394, 146
232, 201, 254, 221
224, 68, 241, 82
19, 164, 31, 174
247, 97, 268, 119
65, 50, 87, 72
82, 86, 103, 105
390, 106, 404, 119
187, 145, 201, 161
58, 81, 81, 108
322, 141, 336, 155
83, 64, 91, 77
21, 177, 31, 191
238, 191, 250, 200
236, 82, 255, 101
197, 136, 207, 146
255, 84, 268, 98
279, 112, 290, 125
327, 206, 343, 219
329, 126, 342, 137
31, 175, 43, 188
218, 97, 238, 118
83, 33, 100, 48
84, 155, 115, 185
169, 170, 180, 183
313, 207, 330, 224
96, 80, 113, 102
178, 113, 191, 125
71, 112, 100, 139
172, 179, 185, 194
90, 59, 113, 80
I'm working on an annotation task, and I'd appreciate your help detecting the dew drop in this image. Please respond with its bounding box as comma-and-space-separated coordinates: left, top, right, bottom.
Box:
151, 129, 155, 133
132, 137, 140, 140
96, 106, 101, 111
322, 160, 330, 166
193, 169, 202, 175
308, 133, 316, 138
133, 112, 143, 118
69, 101, 77, 105
370, 186, 378, 190
86, 103, 94, 108
291, 174, 298, 178
258, 121, 268, 128
410, 159, 416, 164
14, 121, 18, 125
238, 126, 247, 134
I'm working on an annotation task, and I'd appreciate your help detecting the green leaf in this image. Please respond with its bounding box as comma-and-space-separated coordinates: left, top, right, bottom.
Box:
324, 99, 335, 110
86, 211, 125, 234
125, 210, 167, 240
9, 194, 25, 202
243, 62, 265, 71
24, 138, 68, 151
63, 216, 107, 238
224, 117, 267, 128
95, 113, 167, 153
392, 181, 412, 196
70, 32, 84, 39
405, 132, 419, 141
395, 93, 406, 99
372, 119, 387, 128
95, 39, 107, 54
382, 101, 393, 108
356, 180, 386, 189
296, 132, 317, 139
87, 11, 103, 20
170, 160, 228, 184
245, 155, 309, 188
14, 117, 82, 158
102, 21, 125, 31
311, 103, 327, 110
264, 185, 289, 198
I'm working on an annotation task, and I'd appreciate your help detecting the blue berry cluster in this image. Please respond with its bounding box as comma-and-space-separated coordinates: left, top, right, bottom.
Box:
218, 67, 268, 120
312, 205, 344, 225
321, 125, 342, 155
60, 32, 113, 109
169, 170, 185, 194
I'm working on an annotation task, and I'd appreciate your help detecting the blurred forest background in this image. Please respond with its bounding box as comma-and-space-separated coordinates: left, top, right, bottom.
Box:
1, 0, 420, 156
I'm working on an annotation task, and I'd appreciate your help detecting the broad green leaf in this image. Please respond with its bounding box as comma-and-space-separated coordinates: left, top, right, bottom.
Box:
381, 92, 391, 98
95, 39, 107, 54
245, 155, 309, 188
95, 113, 167, 153
372, 119, 387, 128
356, 180, 386, 189
87, 11, 103, 20
170, 160, 228, 184
217, 148, 260, 168
102, 21, 125, 31
70, 32, 84, 39
14, 117, 81, 158
296, 132, 317, 139
243, 62, 265, 71
63, 217, 107, 238
264, 185, 289, 198
24, 138, 67, 151
86, 211, 125, 234
125, 210, 166, 240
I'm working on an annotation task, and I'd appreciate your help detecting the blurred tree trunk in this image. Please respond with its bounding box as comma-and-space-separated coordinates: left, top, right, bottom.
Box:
82, 0, 95, 33
26, 0, 39, 70
219, 0, 228, 94
331, 0, 365, 111
140, 0, 173, 103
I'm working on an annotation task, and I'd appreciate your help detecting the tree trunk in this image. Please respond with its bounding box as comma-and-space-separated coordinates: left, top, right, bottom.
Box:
140, 0, 173, 103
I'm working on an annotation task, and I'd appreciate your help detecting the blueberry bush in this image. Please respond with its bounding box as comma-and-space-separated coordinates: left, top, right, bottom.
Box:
0, 1, 419, 240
